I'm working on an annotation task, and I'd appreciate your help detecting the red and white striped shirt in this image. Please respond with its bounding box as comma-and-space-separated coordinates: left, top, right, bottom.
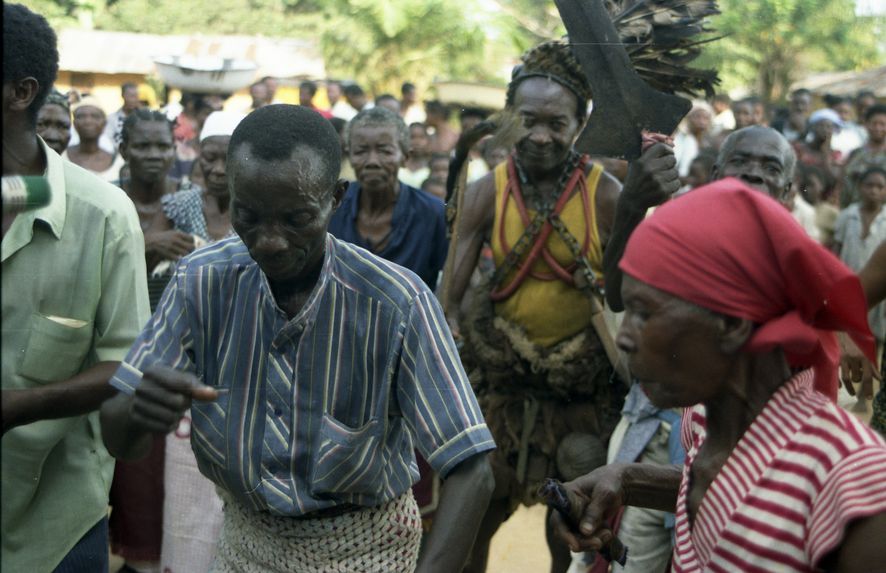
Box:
673, 369, 886, 572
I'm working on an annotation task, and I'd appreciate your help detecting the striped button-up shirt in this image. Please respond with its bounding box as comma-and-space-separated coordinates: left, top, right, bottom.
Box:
111, 234, 494, 516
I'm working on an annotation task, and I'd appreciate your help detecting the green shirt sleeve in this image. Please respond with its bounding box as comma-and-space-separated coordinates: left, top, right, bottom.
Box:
93, 200, 150, 363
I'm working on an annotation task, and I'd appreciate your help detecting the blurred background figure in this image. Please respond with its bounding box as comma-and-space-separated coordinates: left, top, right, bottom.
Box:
421, 175, 447, 201
262, 75, 281, 104
795, 164, 839, 247
36, 89, 72, 155
428, 152, 451, 181
64, 96, 126, 181
102, 82, 142, 151
327, 79, 357, 120
732, 98, 757, 130
344, 82, 372, 113
247, 80, 270, 112
300, 80, 333, 118
401, 81, 425, 125
399, 122, 431, 189
749, 96, 768, 127
793, 108, 844, 181
479, 137, 510, 172
710, 93, 735, 135
425, 100, 458, 154
841, 104, 886, 208
375, 93, 401, 115
679, 151, 716, 195
772, 87, 813, 142
459, 107, 492, 182
674, 101, 715, 177
829, 94, 865, 156
328, 116, 356, 180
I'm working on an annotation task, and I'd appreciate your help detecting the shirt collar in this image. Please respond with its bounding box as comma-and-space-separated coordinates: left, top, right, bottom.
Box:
33, 137, 67, 239
262, 234, 337, 344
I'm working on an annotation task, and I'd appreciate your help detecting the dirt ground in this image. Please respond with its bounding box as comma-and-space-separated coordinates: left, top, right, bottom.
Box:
487, 504, 552, 573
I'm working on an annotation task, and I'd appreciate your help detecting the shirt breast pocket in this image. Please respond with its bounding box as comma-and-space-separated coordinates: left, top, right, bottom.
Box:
18, 313, 94, 384
310, 414, 385, 499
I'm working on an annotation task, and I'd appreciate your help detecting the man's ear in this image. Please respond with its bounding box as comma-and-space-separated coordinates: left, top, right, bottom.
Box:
719, 315, 754, 354
8, 77, 40, 114
332, 179, 348, 211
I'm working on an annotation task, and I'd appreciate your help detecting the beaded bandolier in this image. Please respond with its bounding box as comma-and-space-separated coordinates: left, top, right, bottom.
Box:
490, 150, 605, 302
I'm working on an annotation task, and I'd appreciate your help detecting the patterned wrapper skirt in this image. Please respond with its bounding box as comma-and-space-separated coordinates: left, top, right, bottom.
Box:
211, 489, 422, 573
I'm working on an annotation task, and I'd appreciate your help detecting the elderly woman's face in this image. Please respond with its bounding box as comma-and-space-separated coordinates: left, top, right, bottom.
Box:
616, 274, 732, 408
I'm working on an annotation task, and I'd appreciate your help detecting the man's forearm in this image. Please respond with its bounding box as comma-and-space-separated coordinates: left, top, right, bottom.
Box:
621, 462, 681, 513
2, 361, 119, 433
417, 453, 494, 573
99, 391, 154, 460
603, 202, 647, 311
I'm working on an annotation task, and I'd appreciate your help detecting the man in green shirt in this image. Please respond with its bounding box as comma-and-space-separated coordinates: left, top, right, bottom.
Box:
1, 4, 150, 571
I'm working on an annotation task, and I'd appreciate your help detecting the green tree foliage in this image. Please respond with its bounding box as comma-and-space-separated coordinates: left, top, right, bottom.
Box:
319, 0, 488, 94
484, 0, 565, 53
20, 0, 493, 94
19, 0, 882, 103
695, 0, 882, 102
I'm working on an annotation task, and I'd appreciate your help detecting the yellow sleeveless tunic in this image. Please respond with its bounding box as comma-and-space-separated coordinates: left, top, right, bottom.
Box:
490, 160, 604, 348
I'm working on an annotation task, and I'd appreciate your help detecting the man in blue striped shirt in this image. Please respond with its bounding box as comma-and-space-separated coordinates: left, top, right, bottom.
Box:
101, 105, 495, 572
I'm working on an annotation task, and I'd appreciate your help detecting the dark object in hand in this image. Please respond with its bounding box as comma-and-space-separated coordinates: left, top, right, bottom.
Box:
538, 478, 629, 567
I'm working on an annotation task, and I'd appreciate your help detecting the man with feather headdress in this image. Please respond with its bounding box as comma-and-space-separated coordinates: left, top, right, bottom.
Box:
442, 1, 720, 570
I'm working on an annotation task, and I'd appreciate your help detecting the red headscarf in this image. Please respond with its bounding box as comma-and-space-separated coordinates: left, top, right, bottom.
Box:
619, 178, 877, 401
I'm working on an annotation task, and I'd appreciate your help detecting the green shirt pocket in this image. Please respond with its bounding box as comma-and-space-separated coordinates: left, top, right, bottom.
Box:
18, 313, 94, 384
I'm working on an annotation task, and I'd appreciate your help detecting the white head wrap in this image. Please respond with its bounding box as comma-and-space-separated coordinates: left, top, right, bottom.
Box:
200, 111, 246, 142
808, 108, 844, 132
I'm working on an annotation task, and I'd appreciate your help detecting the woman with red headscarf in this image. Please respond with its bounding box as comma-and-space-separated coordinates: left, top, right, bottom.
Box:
551, 179, 886, 572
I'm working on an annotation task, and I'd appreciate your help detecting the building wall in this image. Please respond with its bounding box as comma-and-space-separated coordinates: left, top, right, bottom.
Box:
55, 71, 147, 115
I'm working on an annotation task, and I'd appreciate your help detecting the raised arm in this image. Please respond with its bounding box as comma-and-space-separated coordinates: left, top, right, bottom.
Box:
603, 143, 680, 310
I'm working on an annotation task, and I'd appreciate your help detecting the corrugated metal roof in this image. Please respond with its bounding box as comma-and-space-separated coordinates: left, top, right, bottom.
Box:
792, 66, 886, 97
58, 29, 325, 79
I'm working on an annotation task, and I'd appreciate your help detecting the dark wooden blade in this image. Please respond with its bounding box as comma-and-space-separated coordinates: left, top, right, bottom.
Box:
554, 0, 691, 159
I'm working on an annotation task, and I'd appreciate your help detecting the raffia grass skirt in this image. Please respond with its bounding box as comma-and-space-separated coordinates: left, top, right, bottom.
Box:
211, 490, 422, 573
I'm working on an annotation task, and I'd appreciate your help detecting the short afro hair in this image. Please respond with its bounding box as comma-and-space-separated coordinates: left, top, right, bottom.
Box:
121, 109, 174, 149
346, 106, 410, 154
3, 3, 59, 124
300, 80, 318, 97
229, 104, 342, 190
865, 104, 886, 122
343, 84, 365, 98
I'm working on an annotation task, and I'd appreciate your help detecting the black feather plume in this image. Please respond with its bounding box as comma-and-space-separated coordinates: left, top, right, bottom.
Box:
605, 0, 721, 97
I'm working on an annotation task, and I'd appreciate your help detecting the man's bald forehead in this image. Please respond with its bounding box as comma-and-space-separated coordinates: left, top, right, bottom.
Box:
718, 126, 795, 174
229, 143, 333, 196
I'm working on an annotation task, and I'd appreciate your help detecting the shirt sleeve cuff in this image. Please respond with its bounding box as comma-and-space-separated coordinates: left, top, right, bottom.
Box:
426, 424, 496, 479
109, 362, 144, 395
